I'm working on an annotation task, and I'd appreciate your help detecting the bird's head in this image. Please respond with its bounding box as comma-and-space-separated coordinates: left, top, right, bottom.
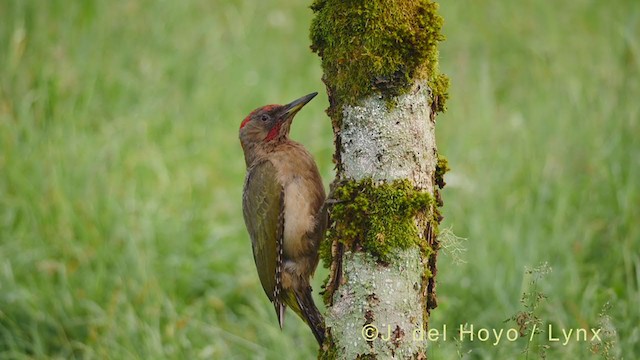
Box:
239, 92, 317, 155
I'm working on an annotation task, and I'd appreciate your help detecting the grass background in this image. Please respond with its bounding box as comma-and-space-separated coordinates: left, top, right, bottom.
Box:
0, 0, 638, 359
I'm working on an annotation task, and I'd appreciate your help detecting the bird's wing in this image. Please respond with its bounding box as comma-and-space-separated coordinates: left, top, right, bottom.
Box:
242, 160, 284, 310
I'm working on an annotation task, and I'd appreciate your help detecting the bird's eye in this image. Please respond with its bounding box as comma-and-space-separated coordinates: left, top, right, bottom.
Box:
260, 114, 270, 122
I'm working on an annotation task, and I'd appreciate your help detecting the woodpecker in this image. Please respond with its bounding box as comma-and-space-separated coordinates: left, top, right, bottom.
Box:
239, 92, 326, 345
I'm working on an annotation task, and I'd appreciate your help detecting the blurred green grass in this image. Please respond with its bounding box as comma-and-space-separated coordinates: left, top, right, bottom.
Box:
0, 0, 638, 359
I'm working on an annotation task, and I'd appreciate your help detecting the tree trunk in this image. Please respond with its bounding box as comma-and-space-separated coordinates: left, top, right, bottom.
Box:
310, 0, 449, 358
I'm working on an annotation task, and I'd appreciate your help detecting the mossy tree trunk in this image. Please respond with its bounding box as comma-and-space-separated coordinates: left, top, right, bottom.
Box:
310, 0, 449, 358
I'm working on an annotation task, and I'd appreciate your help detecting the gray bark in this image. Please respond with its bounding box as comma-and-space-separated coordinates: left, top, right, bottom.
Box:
340, 82, 437, 191
326, 82, 438, 358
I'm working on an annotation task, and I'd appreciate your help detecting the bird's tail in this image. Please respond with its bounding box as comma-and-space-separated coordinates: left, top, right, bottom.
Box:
292, 286, 326, 345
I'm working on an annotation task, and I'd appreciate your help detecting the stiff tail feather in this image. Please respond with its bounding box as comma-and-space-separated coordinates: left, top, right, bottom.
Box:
275, 300, 285, 329
294, 286, 326, 345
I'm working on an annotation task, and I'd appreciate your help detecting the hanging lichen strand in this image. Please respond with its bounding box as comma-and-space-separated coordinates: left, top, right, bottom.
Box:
310, 0, 449, 122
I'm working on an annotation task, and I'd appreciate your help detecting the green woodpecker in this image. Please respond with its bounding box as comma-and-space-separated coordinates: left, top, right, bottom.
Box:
239, 92, 326, 345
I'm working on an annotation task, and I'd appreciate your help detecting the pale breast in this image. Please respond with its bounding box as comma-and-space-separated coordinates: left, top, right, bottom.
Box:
282, 177, 317, 257
269, 142, 325, 259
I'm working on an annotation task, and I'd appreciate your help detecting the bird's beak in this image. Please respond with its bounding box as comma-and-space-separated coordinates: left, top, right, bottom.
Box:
279, 92, 318, 122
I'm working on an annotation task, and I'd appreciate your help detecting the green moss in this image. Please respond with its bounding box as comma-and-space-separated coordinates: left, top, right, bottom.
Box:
310, 0, 449, 117
322, 179, 434, 266
429, 73, 450, 113
435, 154, 450, 189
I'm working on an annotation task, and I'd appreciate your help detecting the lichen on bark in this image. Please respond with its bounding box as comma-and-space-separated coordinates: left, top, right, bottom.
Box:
321, 249, 426, 359
339, 82, 437, 187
